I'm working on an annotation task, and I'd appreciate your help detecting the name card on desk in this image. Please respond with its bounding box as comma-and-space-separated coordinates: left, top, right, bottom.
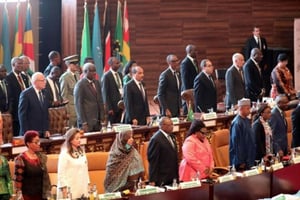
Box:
135, 187, 159, 196
243, 168, 259, 177
171, 117, 180, 124
12, 146, 27, 155
98, 192, 122, 199
202, 112, 217, 120
218, 174, 235, 183
203, 120, 216, 127
179, 180, 201, 189
271, 163, 284, 171
292, 157, 300, 164
113, 124, 132, 133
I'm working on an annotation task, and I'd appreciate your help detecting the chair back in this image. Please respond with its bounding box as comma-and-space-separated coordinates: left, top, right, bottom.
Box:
139, 141, 149, 181
181, 89, 194, 111
211, 129, 230, 167
48, 106, 68, 135
2, 113, 13, 143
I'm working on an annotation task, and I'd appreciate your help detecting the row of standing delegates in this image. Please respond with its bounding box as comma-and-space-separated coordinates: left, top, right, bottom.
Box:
104, 130, 144, 192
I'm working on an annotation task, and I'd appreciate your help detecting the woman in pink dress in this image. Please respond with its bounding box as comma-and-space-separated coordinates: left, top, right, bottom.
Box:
179, 120, 214, 181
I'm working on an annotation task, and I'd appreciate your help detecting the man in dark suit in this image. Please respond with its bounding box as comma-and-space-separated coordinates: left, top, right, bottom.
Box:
45, 66, 64, 107
147, 117, 179, 186
292, 101, 300, 148
157, 54, 182, 117
123, 66, 150, 125
43, 51, 61, 76
244, 48, 265, 102
193, 59, 217, 113
74, 63, 104, 132
101, 57, 123, 123
244, 27, 270, 93
180, 44, 198, 114
225, 53, 245, 109
6, 57, 29, 136
0, 65, 9, 113
18, 72, 50, 137
269, 94, 289, 156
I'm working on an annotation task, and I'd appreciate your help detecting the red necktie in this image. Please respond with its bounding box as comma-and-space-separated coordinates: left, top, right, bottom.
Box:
17, 74, 25, 90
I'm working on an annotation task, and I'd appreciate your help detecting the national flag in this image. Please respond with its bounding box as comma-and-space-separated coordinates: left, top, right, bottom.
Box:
103, 0, 111, 72
23, 2, 35, 72
122, 0, 131, 66
0, 4, 12, 71
92, 2, 104, 78
13, 2, 23, 57
114, 0, 123, 62
80, 2, 92, 66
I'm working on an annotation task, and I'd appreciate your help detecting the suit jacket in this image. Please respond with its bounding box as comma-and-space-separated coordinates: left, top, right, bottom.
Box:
74, 78, 104, 132
269, 107, 288, 155
225, 65, 245, 108
193, 72, 217, 113
6, 72, 29, 136
123, 79, 149, 125
147, 130, 179, 186
243, 58, 264, 102
101, 71, 123, 113
180, 57, 198, 91
292, 104, 300, 148
0, 79, 9, 112
157, 68, 181, 117
45, 79, 62, 106
18, 87, 50, 136
244, 36, 268, 62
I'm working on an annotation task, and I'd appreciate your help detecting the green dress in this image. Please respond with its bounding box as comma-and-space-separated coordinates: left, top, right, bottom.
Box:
0, 155, 13, 199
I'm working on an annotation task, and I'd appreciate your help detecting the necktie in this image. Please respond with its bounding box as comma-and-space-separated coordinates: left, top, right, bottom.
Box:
209, 75, 215, 87
0, 80, 8, 104
139, 82, 145, 100
39, 91, 44, 105
258, 37, 262, 50
17, 74, 25, 90
193, 59, 198, 73
254, 62, 261, 77
115, 73, 121, 89
239, 69, 244, 82
168, 135, 175, 149
53, 81, 60, 101
174, 71, 179, 89
74, 74, 78, 82
90, 81, 97, 96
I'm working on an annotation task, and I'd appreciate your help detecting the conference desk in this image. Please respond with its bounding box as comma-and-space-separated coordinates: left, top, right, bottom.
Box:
125, 163, 300, 200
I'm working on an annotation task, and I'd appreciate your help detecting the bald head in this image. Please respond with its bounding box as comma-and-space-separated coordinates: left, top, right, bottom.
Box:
185, 44, 197, 58
32, 72, 46, 90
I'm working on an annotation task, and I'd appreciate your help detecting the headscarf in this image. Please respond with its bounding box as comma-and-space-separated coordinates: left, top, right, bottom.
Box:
104, 130, 144, 192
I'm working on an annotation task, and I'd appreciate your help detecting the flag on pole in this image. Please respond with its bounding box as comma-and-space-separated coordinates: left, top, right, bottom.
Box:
114, 0, 123, 62
0, 4, 12, 71
122, 0, 130, 66
23, 2, 35, 72
13, 2, 23, 57
92, 1, 104, 78
80, 2, 92, 66
103, 0, 111, 72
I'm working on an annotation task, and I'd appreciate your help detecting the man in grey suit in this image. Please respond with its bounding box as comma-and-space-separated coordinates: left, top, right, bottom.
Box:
101, 57, 123, 123
225, 53, 246, 110
59, 55, 80, 128
157, 54, 182, 117
74, 63, 104, 132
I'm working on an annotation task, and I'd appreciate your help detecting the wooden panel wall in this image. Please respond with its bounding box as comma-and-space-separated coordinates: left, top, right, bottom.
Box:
64, 0, 300, 98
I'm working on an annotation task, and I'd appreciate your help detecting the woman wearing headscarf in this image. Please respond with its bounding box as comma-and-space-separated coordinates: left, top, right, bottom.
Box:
104, 130, 144, 192
57, 128, 90, 199
179, 120, 214, 181
14, 130, 50, 200
253, 104, 273, 160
